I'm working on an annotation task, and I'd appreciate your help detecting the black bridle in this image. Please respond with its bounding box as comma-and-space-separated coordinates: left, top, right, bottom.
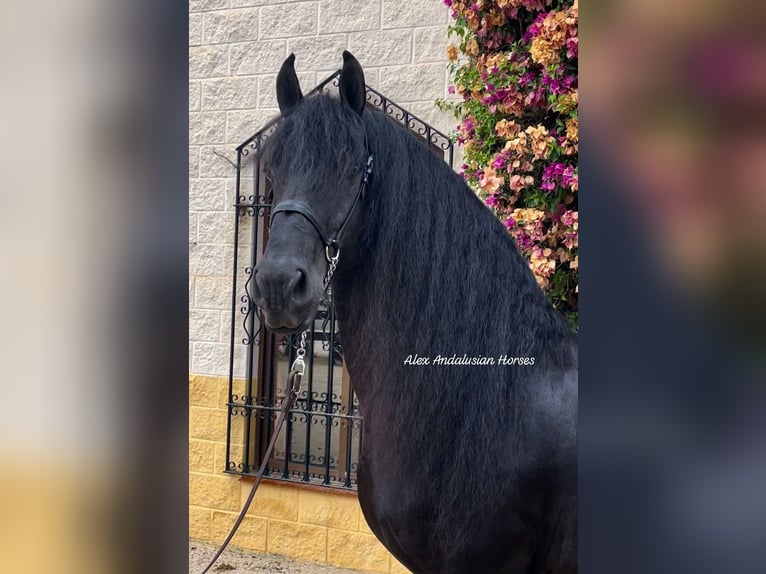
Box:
269, 152, 374, 265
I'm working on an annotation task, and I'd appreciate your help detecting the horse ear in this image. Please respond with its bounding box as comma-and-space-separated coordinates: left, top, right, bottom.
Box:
276, 53, 303, 115
339, 51, 366, 116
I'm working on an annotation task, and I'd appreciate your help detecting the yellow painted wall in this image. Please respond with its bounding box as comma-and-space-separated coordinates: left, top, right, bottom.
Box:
189, 374, 411, 573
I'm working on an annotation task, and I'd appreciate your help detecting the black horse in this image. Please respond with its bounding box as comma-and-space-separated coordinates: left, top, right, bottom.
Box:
252, 52, 578, 574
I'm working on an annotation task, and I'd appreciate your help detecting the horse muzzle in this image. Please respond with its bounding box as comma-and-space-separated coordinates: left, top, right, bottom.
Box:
251, 259, 321, 333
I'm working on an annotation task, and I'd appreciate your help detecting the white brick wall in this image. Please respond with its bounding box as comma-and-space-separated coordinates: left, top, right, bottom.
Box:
189, 0, 454, 376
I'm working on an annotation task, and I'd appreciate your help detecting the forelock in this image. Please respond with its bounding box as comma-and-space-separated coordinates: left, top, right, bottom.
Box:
262, 94, 366, 176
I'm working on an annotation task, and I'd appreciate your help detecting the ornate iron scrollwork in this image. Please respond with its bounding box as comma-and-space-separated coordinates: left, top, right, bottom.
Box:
241, 267, 255, 345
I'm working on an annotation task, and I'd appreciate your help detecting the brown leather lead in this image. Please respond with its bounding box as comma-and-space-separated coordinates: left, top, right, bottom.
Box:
199, 382, 299, 574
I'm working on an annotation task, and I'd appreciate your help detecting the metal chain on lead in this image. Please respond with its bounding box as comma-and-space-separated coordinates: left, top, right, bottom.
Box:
288, 332, 306, 396
287, 248, 340, 395
323, 248, 340, 287
295, 331, 308, 361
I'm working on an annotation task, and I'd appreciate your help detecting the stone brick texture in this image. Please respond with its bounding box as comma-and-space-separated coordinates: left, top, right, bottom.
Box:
190, 2, 454, 571
189, 0, 454, 379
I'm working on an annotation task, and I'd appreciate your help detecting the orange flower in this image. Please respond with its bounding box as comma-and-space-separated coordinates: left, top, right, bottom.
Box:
554, 91, 578, 115
485, 53, 506, 70
530, 8, 572, 66
530, 37, 559, 66
479, 166, 505, 194
529, 245, 557, 289
511, 208, 546, 224
567, 0, 579, 25
504, 132, 529, 156
495, 119, 520, 138
508, 174, 534, 192
564, 118, 579, 155
565, 117, 578, 148
466, 38, 479, 57
466, 11, 480, 31
447, 44, 458, 61
570, 255, 578, 270
525, 125, 555, 160
487, 10, 507, 27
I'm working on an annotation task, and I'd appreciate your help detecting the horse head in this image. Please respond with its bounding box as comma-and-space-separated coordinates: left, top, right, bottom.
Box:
252, 51, 370, 333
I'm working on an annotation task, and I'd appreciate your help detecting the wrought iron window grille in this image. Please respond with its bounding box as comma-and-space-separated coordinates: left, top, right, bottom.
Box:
225, 70, 454, 490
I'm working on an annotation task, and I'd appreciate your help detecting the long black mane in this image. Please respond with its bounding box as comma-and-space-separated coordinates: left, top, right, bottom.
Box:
358, 102, 574, 359
332, 97, 575, 569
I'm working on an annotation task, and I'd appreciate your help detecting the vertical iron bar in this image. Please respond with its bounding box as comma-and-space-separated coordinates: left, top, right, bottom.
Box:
343, 377, 354, 488
242, 141, 260, 474
449, 143, 454, 168
262, 200, 276, 478
254, 184, 270, 475
225, 149, 243, 472
357, 412, 364, 486
323, 297, 337, 484
303, 324, 316, 481
262, 331, 275, 477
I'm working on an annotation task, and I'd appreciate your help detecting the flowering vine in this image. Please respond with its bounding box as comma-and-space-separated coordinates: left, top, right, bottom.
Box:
439, 0, 578, 326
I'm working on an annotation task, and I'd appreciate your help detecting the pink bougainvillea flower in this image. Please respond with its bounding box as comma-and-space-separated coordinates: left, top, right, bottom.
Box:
492, 154, 507, 169
443, 0, 577, 321
566, 37, 578, 58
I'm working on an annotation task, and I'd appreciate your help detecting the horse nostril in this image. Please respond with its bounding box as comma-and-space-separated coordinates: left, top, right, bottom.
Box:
251, 268, 266, 305
292, 268, 309, 303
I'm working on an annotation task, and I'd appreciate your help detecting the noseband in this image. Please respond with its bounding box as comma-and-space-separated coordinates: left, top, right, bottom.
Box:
269, 153, 374, 266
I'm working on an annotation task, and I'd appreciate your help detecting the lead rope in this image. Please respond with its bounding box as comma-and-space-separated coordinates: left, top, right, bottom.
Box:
200, 248, 340, 574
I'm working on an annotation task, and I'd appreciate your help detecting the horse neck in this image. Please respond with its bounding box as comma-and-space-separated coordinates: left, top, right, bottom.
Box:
333, 114, 569, 401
